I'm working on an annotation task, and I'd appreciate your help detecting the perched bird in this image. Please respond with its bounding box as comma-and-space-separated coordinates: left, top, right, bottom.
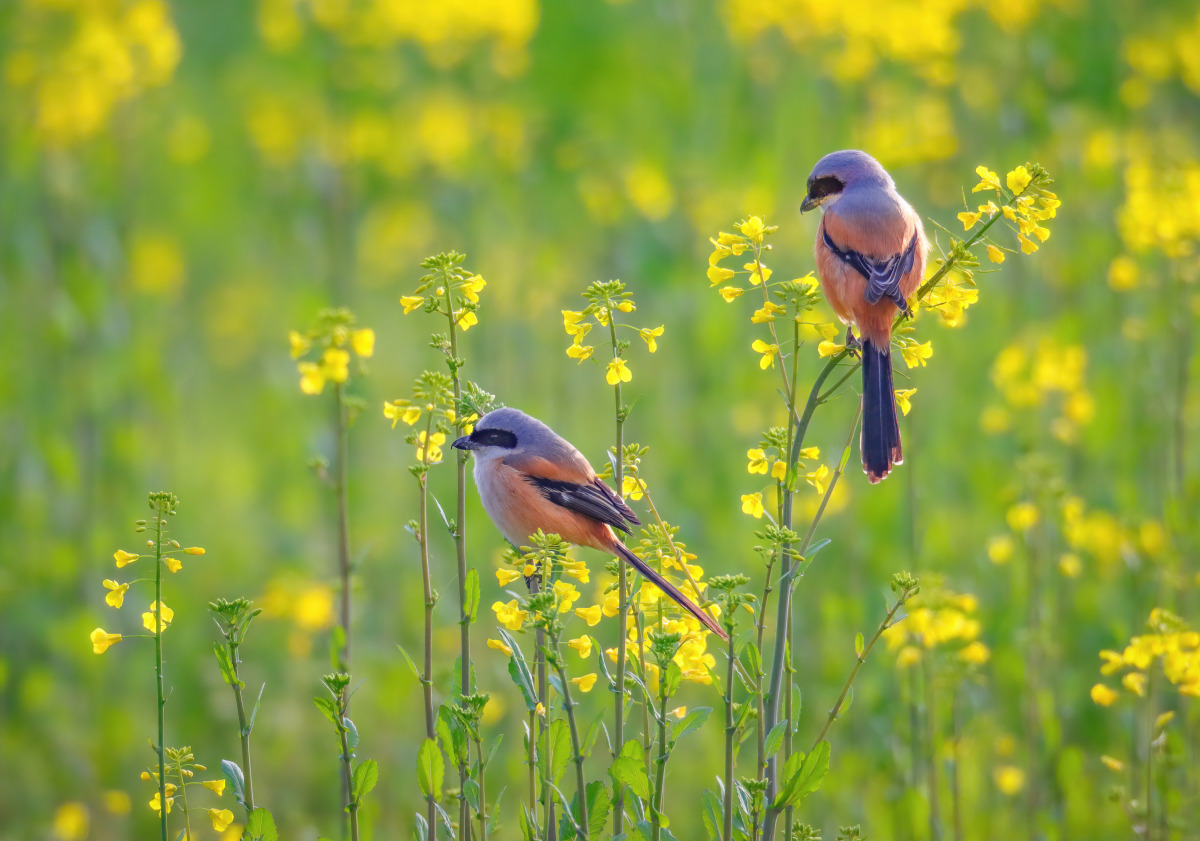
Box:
452, 407, 727, 640
800, 150, 929, 483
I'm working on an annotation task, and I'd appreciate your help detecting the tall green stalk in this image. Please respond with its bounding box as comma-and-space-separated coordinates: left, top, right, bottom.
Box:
610, 316, 630, 837
418, 410, 437, 841
152, 505, 168, 841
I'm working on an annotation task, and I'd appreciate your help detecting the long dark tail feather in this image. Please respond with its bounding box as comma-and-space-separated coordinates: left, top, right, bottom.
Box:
861, 339, 902, 484
611, 540, 729, 641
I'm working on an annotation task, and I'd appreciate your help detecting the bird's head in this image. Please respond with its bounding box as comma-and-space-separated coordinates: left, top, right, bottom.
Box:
800, 149, 894, 213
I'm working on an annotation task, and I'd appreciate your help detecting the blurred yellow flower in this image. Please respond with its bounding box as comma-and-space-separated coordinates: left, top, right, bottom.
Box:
1006, 502, 1038, 532
487, 638, 514, 656
496, 567, 522, 586
574, 605, 602, 626
606, 358, 632, 385
351, 329, 375, 357
289, 331, 311, 359
571, 673, 598, 693
993, 765, 1025, 796
294, 586, 334, 631
1100, 755, 1124, 772
568, 636, 593, 657
1121, 672, 1146, 697
322, 348, 350, 383
740, 493, 765, 518
1090, 683, 1119, 706
52, 801, 89, 841
1058, 553, 1082, 578
299, 362, 325, 395
960, 641, 990, 665
90, 628, 122, 654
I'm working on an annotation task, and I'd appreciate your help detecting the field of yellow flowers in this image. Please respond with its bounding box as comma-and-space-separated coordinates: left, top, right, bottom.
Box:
2, 1, 1198, 840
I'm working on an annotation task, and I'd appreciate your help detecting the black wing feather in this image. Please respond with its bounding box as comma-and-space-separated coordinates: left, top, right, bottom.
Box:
526, 476, 640, 533
823, 228, 918, 314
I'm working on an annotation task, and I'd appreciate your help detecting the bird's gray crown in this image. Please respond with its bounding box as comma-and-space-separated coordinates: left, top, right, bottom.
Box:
806, 149, 894, 191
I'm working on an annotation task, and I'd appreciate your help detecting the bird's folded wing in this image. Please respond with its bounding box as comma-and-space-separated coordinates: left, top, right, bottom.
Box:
520, 474, 640, 534
824, 228, 918, 312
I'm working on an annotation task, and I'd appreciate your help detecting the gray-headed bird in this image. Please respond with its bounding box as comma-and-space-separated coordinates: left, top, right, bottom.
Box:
452, 407, 727, 639
800, 150, 929, 483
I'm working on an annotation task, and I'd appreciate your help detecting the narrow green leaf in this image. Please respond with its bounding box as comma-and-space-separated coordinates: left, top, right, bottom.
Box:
313, 696, 339, 727
670, 706, 712, 743
352, 757, 379, 801
854, 632, 865, 659
417, 738, 444, 801
700, 789, 722, 841
465, 568, 481, 622
498, 628, 539, 711
247, 682, 265, 736
220, 759, 246, 808
771, 740, 831, 809
742, 642, 762, 680
212, 642, 236, 686
763, 719, 788, 760
397, 644, 421, 681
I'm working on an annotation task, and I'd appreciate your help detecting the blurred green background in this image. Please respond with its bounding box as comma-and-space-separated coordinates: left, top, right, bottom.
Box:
2, 0, 1198, 838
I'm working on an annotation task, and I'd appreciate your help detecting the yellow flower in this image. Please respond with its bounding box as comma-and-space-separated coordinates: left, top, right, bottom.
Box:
496, 568, 522, 586
744, 261, 772, 285
1122, 672, 1147, 697
114, 550, 139, 568
602, 593, 620, 617
1006, 166, 1032, 194
553, 580, 581, 613
752, 302, 786, 324
640, 325, 664, 353
571, 673, 598, 693
183, 547, 204, 555
322, 348, 350, 383
1006, 502, 1038, 532
461, 274, 487, 303
164, 558, 182, 573
103, 580, 129, 609
568, 636, 593, 658
894, 388, 916, 416
1090, 683, 1119, 706
142, 601, 174, 632
957, 211, 981, 230
149, 792, 173, 815
492, 599, 527, 631
896, 645, 921, 667
960, 641, 990, 665
1018, 234, 1038, 254
986, 244, 1006, 264
202, 780, 225, 795
746, 448, 769, 475
671, 706, 687, 718
417, 431, 446, 464
52, 802, 89, 841
606, 358, 632, 385
90, 628, 122, 654
621, 475, 647, 501
900, 341, 933, 368
299, 362, 325, 395
400, 295, 424, 314
752, 339, 778, 369
718, 286, 744, 302
351, 328, 375, 357
567, 343, 595, 362
988, 535, 1015, 564
972, 166, 1001, 193
1100, 755, 1124, 772
1058, 553, 1082, 578
487, 638, 514, 656
740, 493, 765, 518
288, 331, 310, 359
708, 265, 735, 285
574, 605, 603, 626
770, 460, 787, 481
994, 765, 1025, 796
535, 702, 546, 717
797, 446, 820, 460
817, 340, 845, 358
563, 310, 587, 335
805, 465, 831, 495
209, 809, 234, 832
457, 310, 479, 331
737, 216, 765, 243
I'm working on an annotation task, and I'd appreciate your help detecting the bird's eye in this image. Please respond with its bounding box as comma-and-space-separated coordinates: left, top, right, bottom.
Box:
808, 175, 844, 200
470, 428, 518, 448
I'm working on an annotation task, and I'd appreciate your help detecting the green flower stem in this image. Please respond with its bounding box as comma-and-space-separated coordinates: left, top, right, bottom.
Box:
224, 634, 256, 812
783, 609, 794, 841
722, 626, 736, 841
176, 762, 193, 841
153, 510, 168, 841
610, 317, 630, 838
811, 580, 917, 748
651, 670, 669, 841
443, 282, 474, 840
923, 652, 941, 841
527, 708, 538, 830
337, 698, 360, 841
472, 726, 490, 841
551, 646, 589, 840
334, 382, 352, 672
418, 413, 437, 841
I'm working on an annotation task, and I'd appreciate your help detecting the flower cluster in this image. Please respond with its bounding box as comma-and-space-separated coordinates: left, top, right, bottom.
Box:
6, 0, 182, 146
562, 280, 663, 384
141, 747, 232, 831
957, 164, 1060, 256
979, 337, 1095, 444
740, 426, 828, 520
398, 251, 486, 334
882, 586, 989, 668
383, 371, 463, 468
1116, 148, 1200, 258
289, 308, 375, 396
1091, 608, 1200, 705
90, 493, 204, 655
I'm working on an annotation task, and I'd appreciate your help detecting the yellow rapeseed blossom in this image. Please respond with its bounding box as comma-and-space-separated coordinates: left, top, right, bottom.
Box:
201, 780, 225, 795
894, 388, 916, 416
957, 211, 981, 230
383, 400, 422, 428
606, 358, 633, 385
1090, 683, 1119, 706
164, 558, 182, 573
114, 550, 139, 568
574, 605, 602, 626
640, 325, 664, 353
1006, 502, 1039, 532
805, 465, 831, 495
487, 638, 514, 656
209, 809, 235, 832
103, 580, 129, 609
492, 599, 527, 631
142, 601, 174, 633
740, 493, 765, 519
900, 340, 933, 368
568, 636, 593, 658
351, 329, 375, 357
1058, 553, 1082, 578
298, 362, 325, 395
1006, 166, 1032, 193
416, 431, 446, 464
400, 296, 424, 314
973, 166, 1002, 193
737, 216, 766, 243
496, 567, 522, 586
719, 286, 744, 302
148, 791, 173, 815
747, 448, 770, 475
960, 641, 991, 665
817, 340, 845, 358
994, 765, 1025, 796
986, 244, 1006, 264
571, 673, 598, 693
553, 580, 581, 613
52, 801, 89, 841
752, 339, 778, 369
90, 628, 122, 654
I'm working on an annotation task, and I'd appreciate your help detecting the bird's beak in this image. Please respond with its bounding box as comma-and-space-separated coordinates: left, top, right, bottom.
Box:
799, 193, 820, 214
451, 435, 476, 451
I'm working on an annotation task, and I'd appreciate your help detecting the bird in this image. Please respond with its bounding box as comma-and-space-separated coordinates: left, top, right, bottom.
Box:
452, 407, 728, 640
800, 150, 929, 483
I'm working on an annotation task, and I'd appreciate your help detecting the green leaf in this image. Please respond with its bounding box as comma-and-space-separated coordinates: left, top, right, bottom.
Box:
840, 685, 854, 718
412, 811, 428, 841
465, 568, 481, 621
244, 808, 279, 841
247, 682, 265, 737
344, 717, 359, 753
212, 641, 236, 686
220, 759, 245, 808
586, 780, 611, 839
663, 661, 683, 698
763, 719, 788, 760
546, 718, 572, 783
313, 696, 339, 728
417, 738, 444, 801
609, 755, 651, 801
352, 758, 379, 802
670, 706, 711, 743
397, 644, 421, 681
742, 642, 762, 680
700, 789, 722, 841
498, 628, 539, 711
452, 656, 477, 695
771, 740, 831, 810
463, 778, 481, 810
854, 631, 865, 659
